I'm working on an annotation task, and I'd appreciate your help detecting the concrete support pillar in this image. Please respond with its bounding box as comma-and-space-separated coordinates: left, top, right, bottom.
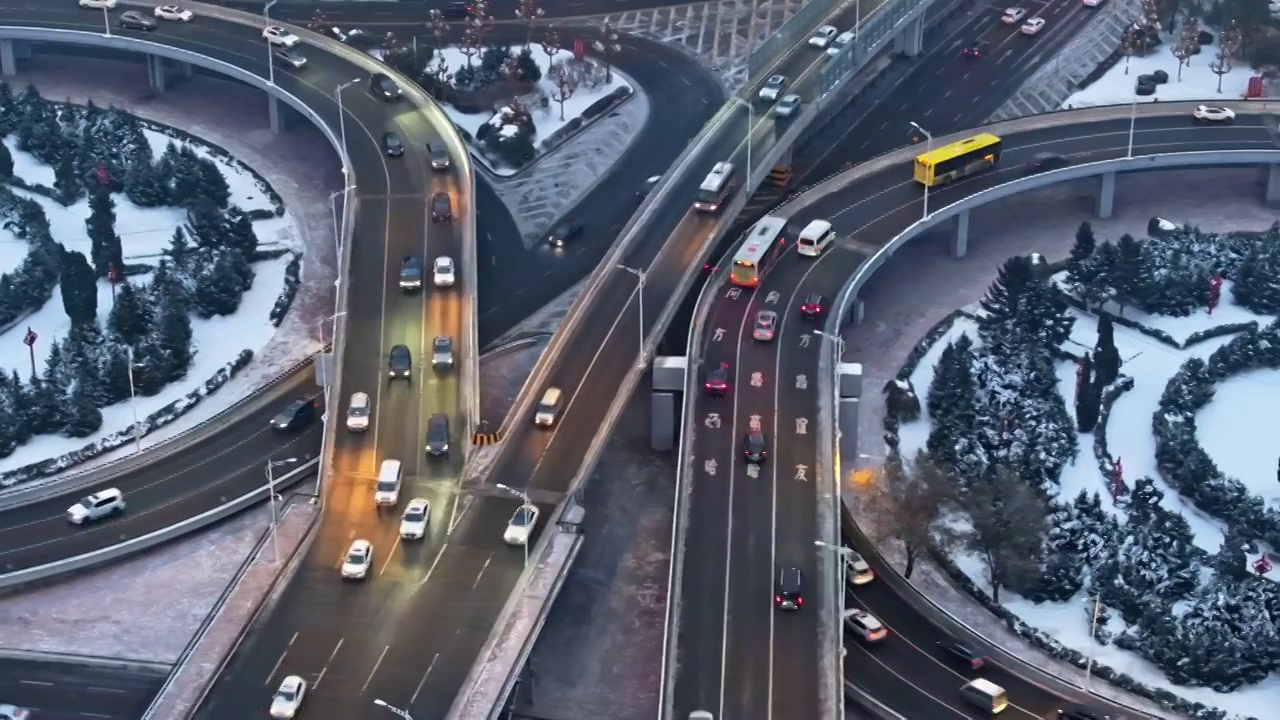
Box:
1266, 164, 1280, 207
268, 95, 286, 134
178, 61, 193, 77
892, 16, 924, 57
951, 209, 970, 259
843, 298, 865, 328
0, 40, 15, 78
1097, 171, 1116, 219
147, 54, 166, 94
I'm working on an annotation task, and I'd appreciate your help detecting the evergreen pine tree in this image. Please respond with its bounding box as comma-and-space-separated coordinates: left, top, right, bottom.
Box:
58, 249, 98, 327
1112, 234, 1144, 314
186, 198, 226, 248
1069, 222, 1096, 267
0, 379, 17, 457
85, 185, 124, 278
149, 259, 189, 312
124, 160, 165, 207
98, 341, 134, 405
0, 139, 13, 179
224, 207, 259, 257
66, 323, 106, 406
196, 157, 231, 208
978, 255, 1034, 353
1214, 524, 1254, 582
24, 374, 64, 435
1077, 375, 1102, 433
192, 248, 253, 318
107, 281, 150, 345
52, 151, 81, 204
1094, 316, 1121, 387
152, 285, 194, 383
61, 382, 103, 438
1066, 222, 1106, 309
0, 371, 30, 447
1231, 243, 1280, 316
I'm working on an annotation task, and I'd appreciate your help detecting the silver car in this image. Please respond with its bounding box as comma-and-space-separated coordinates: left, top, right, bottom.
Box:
774, 94, 802, 118
431, 336, 454, 371
752, 310, 778, 342
758, 74, 788, 102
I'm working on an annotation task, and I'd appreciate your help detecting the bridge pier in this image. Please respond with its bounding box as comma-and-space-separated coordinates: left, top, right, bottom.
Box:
177, 60, 193, 78
147, 54, 167, 94
651, 357, 685, 451
1266, 164, 1280, 207
1096, 171, 1116, 219
842, 297, 865, 328
0, 40, 14, 77
951, 209, 970, 259
892, 15, 924, 57
268, 95, 289, 134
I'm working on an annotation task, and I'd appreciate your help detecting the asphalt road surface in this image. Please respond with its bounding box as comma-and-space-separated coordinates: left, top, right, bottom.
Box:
0, 659, 165, 720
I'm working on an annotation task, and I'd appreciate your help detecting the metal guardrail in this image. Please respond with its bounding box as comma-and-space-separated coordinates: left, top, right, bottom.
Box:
845, 682, 907, 719
0, 458, 318, 590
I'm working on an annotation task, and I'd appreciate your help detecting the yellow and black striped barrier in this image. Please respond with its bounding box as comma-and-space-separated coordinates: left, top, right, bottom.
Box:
473, 431, 503, 446
768, 166, 792, 187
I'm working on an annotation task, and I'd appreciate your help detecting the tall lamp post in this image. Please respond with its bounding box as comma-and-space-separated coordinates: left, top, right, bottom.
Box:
328, 186, 356, 261
495, 483, 533, 568
726, 96, 754, 182
813, 329, 847, 361
100, 3, 112, 36
125, 347, 144, 455
616, 264, 646, 368
264, 0, 278, 84
335, 78, 361, 164
908, 121, 933, 219
265, 457, 300, 562
317, 311, 348, 350
373, 699, 414, 720
1126, 88, 1139, 159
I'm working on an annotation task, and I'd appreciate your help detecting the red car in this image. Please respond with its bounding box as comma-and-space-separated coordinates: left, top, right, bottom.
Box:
960, 40, 990, 59
704, 363, 730, 397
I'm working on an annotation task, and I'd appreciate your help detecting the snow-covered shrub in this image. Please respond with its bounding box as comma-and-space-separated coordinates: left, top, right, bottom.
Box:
270, 251, 303, 328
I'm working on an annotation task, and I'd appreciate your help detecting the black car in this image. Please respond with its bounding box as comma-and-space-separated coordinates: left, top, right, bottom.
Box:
704, 362, 730, 397
775, 567, 804, 610
1058, 706, 1105, 720
1026, 152, 1070, 173
439, 1, 471, 19
545, 221, 585, 247
274, 48, 307, 69
382, 131, 404, 157
388, 344, 412, 380
425, 413, 450, 456
800, 293, 825, 320
270, 398, 316, 432
118, 10, 158, 30
743, 430, 768, 464
399, 255, 422, 290
431, 192, 452, 223
428, 143, 451, 170
937, 639, 989, 670
369, 72, 401, 101
960, 39, 989, 59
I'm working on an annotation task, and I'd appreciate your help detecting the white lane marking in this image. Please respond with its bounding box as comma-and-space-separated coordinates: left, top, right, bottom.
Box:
19, 680, 53, 687
472, 553, 493, 589
264, 631, 298, 686
417, 542, 449, 587
313, 638, 344, 690
379, 535, 403, 576
410, 653, 440, 705
361, 644, 391, 695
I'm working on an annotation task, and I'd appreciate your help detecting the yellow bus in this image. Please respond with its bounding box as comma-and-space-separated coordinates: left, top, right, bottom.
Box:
912, 133, 1002, 187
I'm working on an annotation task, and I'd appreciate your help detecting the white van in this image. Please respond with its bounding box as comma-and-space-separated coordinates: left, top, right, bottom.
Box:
534, 387, 563, 427
796, 219, 835, 257
374, 459, 402, 507
959, 678, 1008, 714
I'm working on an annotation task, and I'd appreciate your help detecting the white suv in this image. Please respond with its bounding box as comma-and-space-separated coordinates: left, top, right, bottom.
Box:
67, 488, 125, 524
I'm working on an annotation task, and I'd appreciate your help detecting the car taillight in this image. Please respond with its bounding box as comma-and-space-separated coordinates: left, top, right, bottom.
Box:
797, 596, 803, 606
971, 659, 982, 669
775, 595, 781, 604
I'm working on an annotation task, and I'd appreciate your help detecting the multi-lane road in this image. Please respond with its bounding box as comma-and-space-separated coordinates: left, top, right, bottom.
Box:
735, 110, 1276, 718
0, 659, 164, 720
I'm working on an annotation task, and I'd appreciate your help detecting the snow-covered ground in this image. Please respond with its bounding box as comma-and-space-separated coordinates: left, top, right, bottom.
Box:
0, 126, 301, 479
433, 46, 633, 176
896, 294, 1280, 718
1064, 29, 1256, 108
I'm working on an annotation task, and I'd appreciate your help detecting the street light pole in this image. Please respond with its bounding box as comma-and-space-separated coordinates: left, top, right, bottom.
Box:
815, 540, 855, 695
373, 699, 415, 720
1084, 594, 1102, 692
813, 329, 847, 361
102, 5, 111, 36
264, 0, 278, 85
908, 121, 933, 219
496, 483, 533, 568
125, 347, 142, 455
317, 311, 348, 350
265, 458, 299, 562
727, 97, 754, 182
335, 78, 362, 170
616, 265, 646, 368
1126, 90, 1139, 159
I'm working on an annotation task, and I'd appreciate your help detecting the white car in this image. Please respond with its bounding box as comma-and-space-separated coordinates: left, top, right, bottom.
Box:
399, 498, 431, 540
774, 94, 802, 119
346, 391, 371, 432
503, 503, 540, 546
808, 25, 838, 48
1001, 7, 1026, 24
827, 30, 855, 58
341, 539, 373, 580
757, 74, 788, 102
433, 256, 456, 287
269, 675, 306, 719
154, 4, 193, 21
67, 488, 125, 524
1083, 0, 1102, 6
845, 608, 888, 642
78, 0, 117, 8
847, 552, 875, 585
263, 25, 301, 47
1020, 17, 1046, 34
1193, 105, 1235, 123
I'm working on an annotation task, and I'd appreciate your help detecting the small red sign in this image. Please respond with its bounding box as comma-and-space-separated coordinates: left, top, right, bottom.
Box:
22, 327, 36, 347
1254, 558, 1272, 575
573, 38, 585, 60
1247, 75, 1264, 99
108, 262, 122, 284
